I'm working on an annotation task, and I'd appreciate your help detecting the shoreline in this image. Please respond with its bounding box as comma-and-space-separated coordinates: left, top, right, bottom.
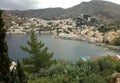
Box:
6, 32, 120, 50
54, 35, 120, 50
6, 31, 52, 35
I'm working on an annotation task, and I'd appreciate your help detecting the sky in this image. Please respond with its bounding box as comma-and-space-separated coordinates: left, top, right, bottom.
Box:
0, 0, 120, 10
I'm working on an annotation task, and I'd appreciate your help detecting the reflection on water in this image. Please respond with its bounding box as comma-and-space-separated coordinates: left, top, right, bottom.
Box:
6, 34, 120, 61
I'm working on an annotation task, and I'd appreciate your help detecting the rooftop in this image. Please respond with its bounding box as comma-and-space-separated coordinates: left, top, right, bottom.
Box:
89, 55, 120, 61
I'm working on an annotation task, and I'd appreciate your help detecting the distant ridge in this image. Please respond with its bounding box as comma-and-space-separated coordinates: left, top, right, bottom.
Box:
4, 0, 120, 20
5, 8, 64, 19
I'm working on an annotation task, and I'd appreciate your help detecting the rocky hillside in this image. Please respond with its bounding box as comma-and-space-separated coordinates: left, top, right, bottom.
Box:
62, 0, 120, 20
5, 8, 64, 20
4, 0, 120, 20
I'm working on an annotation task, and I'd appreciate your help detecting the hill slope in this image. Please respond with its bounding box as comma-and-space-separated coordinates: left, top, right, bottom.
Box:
5, 8, 64, 19
4, 0, 120, 20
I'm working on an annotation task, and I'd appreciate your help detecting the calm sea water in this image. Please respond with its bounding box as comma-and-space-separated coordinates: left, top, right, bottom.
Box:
6, 34, 120, 61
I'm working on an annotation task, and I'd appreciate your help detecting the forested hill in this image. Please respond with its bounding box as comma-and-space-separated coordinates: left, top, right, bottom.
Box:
4, 0, 120, 20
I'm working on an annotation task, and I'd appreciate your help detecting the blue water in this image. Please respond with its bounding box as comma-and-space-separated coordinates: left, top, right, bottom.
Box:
6, 34, 120, 61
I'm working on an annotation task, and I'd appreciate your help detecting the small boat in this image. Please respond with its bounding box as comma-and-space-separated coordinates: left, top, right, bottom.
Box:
103, 48, 108, 51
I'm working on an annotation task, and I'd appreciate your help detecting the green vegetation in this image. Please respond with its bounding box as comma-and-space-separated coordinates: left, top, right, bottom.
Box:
0, 10, 27, 83
98, 22, 120, 33
2, 9, 120, 82
74, 15, 98, 27
0, 9, 11, 83
22, 54, 120, 83
83, 74, 106, 83
19, 31, 120, 83
113, 36, 120, 46
11, 60, 27, 83
21, 31, 55, 73
98, 25, 115, 32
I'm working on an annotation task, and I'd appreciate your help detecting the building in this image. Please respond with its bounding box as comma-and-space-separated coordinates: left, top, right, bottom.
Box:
89, 55, 120, 61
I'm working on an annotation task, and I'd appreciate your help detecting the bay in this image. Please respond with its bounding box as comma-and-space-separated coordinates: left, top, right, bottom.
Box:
6, 34, 120, 61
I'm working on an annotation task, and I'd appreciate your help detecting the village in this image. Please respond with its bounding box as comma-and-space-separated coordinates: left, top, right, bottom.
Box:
5, 14, 120, 47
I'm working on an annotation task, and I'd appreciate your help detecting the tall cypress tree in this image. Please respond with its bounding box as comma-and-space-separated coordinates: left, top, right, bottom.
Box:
0, 10, 11, 83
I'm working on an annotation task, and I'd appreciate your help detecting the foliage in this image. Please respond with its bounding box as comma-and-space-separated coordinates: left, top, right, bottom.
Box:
11, 60, 28, 83
0, 9, 11, 83
98, 21, 120, 33
83, 73, 107, 83
74, 15, 98, 27
28, 60, 80, 83
21, 31, 54, 73
20, 30, 120, 83
29, 74, 79, 83
97, 58, 116, 77
113, 36, 120, 46
16, 60, 28, 83
25, 57, 120, 83
98, 25, 115, 32
0, 9, 28, 83
114, 61, 120, 72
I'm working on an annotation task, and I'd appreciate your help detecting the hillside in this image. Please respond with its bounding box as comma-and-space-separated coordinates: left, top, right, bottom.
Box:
4, 0, 120, 20
63, 0, 120, 20
5, 8, 64, 19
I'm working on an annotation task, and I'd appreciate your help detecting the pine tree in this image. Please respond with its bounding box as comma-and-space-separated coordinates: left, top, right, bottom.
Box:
0, 10, 11, 83
21, 31, 54, 73
11, 60, 28, 83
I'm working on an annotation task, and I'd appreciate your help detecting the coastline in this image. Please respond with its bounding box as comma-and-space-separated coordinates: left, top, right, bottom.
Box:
6, 32, 120, 50
54, 35, 120, 50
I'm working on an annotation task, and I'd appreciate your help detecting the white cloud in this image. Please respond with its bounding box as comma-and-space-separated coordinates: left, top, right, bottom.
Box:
0, 0, 42, 10
39, 0, 91, 8
0, 0, 91, 10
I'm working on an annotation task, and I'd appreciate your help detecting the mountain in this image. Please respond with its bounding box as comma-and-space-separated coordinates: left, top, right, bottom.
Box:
5, 8, 64, 19
62, 0, 120, 20
4, 0, 120, 20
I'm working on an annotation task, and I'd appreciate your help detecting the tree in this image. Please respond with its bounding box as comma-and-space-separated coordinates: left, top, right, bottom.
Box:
0, 9, 11, 83
97, 58, 116, 82
11, 60, 28, 83
83, 73, 107, 83
11, 61, 27, 83
113, 36, 120, 46
21, 31, 54, 73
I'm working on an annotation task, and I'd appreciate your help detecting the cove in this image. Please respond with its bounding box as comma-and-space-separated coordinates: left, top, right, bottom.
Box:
6, 34, 120, 61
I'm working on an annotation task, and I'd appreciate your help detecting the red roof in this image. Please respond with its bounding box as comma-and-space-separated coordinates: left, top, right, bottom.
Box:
89, 55, 120, 61
107, 55, 120, 61
89, 56, 105, 60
